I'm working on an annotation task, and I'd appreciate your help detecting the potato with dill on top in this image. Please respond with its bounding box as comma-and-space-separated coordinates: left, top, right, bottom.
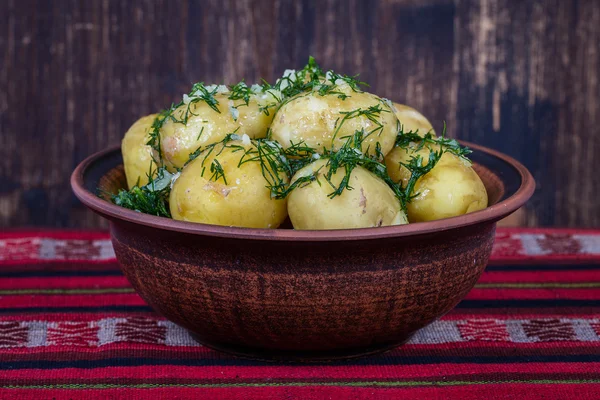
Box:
287, 159, 408, 230
392, 103, 435, 136
121, 114, 159, 189
270, 82, 399, 157
385, 142, 488, 222
169, 135, 288, 228
158, 84, 280, 170
228, 83, 282, 138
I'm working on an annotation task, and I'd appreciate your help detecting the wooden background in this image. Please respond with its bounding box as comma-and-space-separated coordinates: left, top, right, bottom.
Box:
1, 0, 599, 228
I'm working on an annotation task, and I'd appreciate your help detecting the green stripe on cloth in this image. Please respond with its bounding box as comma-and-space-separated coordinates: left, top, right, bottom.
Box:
475, 283, 600, 289
3, 380, 600, 389
0, 288, 135, 295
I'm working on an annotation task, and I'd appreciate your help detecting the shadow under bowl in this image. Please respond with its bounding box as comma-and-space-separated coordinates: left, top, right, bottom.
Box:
71, 141, 534, 361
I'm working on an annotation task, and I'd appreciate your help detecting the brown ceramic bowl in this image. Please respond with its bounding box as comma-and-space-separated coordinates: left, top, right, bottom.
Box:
71, 141, 534, 361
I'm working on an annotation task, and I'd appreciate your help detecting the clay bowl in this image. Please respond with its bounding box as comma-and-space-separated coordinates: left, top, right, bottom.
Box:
71, 141, 534, 361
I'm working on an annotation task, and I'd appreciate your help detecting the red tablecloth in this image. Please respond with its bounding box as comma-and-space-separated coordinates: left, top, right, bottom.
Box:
0, 228, 599, 399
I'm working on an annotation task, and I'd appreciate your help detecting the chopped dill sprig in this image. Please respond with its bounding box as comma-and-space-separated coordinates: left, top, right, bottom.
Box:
273, 56, 368, 100
305, 55, 324, 80
257, 91, 283, 116
319, 130, 401, 201
228, 81, 252, 105
394, 122, 473, 201
332, 104, 389, 141
394, 122, 472, 161
185, 130, 241, 167
400, 147, 443, 202
283, 141, 321, 173
273, 56, 323, 98
209, 159, 227, 184
315, 70, 368, 99
111, 166, 174, 217
170, 83, 221, 127
146, 106, 176, 160
187, 82, 221, 114
228, 80, 283, 116
237, 139, 294, 199
184, 129, 264, 186
146, 83, 224, 160
196, 126, 205, 141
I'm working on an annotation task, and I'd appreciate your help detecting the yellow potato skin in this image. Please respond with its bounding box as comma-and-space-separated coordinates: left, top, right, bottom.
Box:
270, 87, 399, 157
160, 94, 278, 170
233, 95, 277, 139
169, 140, 288, 228
121, 114, 159, 189
288, 159, 408, 230
392, 103, 435, 136
385, 145, 488, 222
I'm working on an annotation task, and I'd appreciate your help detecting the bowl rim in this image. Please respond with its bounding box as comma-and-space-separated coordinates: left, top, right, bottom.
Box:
71, 141, 535, 242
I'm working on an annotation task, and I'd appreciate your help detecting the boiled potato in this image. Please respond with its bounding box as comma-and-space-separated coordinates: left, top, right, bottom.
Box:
392, 103, 435, 136
121, 114, 159, 189
160, 91, 279, 170
160, 94, 238, 170
385, 144, 488, 222
288, 159, 408, 230
270, 86, 399, 157
169, 137, 288, 228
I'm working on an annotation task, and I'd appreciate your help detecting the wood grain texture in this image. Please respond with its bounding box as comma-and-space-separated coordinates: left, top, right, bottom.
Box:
0, 0, 598, 228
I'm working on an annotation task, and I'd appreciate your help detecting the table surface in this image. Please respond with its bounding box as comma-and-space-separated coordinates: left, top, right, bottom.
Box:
0, 228, 599, 400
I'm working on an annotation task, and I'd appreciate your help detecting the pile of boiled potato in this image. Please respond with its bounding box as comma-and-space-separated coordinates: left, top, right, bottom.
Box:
120, 59, 488, 230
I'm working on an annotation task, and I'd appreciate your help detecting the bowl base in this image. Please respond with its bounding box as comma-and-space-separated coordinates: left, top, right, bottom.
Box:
189, 333, 414, 363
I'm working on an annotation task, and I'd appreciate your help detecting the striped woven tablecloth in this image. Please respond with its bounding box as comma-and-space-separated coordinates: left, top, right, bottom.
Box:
0, 228, 599, 399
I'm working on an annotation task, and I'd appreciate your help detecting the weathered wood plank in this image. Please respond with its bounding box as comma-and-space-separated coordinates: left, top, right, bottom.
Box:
454, 0, 600, 226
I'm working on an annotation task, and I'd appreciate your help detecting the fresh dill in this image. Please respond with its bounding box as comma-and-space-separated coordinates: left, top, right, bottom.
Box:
332, 104, 389, 141
283, 141, 321, 173
146, 106, 175, 160
236, 139, 293, 198
400, 147, 443, 202
315, 70, 367, 99
394, 123, 473, 201
186, 129, 243, 166
257, 94, 282, 116
394, 123, 472, 160
188, 82, 221, 114
183, 129, 259, 187
319, 130, 400, 201
111, 166, 174, 217
146, 83, 224, 160
228, 81, 252, 105
324, 70, 367, 92
196, 126, 205, 141
209, 159, 227, 184
273, 56, 367, 101
228, 80, 282, 117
